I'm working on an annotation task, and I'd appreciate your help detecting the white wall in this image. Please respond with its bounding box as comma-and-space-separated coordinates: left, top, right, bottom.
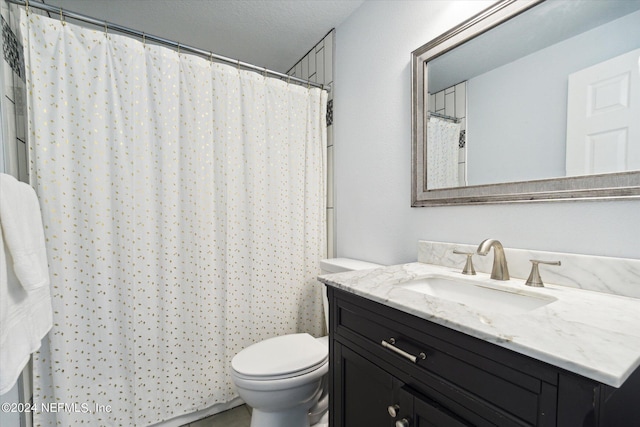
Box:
334, 0, 640, 265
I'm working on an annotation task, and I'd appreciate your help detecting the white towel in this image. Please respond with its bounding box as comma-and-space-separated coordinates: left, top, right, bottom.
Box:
0, 173, 52, 395
0, 174, 49, 290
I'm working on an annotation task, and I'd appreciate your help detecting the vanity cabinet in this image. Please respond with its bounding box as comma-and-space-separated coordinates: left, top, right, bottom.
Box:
328, 287, 640, 427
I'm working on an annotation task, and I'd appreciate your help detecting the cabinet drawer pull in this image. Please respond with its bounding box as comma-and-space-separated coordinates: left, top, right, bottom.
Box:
388, 404, 400, 418
381, 339, 426, 363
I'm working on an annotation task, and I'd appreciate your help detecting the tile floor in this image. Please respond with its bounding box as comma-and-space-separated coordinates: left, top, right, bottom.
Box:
185, 405, 251, 427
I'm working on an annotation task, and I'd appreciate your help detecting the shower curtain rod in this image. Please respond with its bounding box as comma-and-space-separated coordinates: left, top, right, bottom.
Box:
8, 0, 328, 91
428, 111, 461, 123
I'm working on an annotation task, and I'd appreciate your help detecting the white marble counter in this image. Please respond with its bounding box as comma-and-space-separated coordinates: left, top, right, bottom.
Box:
418, 240, 640, 298
319, 262, 640, 388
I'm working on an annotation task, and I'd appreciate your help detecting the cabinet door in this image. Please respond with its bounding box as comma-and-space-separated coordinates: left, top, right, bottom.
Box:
332, 342, 399, 427
397, 386, 472, 427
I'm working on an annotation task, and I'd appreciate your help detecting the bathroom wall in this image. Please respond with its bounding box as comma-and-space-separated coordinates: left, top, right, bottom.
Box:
286, 30, 336, 258
334, 0, 640, 265
1, 0, 27, 182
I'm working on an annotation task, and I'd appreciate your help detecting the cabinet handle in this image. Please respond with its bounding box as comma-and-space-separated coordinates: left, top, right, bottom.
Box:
381, 339, 426, 363
387, 404, 400, 418
395, 418, 411, 427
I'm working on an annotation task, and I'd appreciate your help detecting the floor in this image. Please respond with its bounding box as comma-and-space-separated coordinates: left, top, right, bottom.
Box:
185, 405, 251, 427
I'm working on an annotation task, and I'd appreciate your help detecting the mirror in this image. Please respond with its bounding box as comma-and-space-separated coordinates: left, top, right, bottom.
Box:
411, 0, 640, 206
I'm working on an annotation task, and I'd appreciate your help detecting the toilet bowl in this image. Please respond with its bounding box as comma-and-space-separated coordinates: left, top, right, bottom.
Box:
230, 258, 382, 427
231, 333, 328, 427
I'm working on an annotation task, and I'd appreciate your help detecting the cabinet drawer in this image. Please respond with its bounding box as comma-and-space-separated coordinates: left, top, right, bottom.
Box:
333, 291, 557, 426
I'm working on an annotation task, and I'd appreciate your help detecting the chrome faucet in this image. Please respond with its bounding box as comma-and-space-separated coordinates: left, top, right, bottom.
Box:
476, 239, 510, 280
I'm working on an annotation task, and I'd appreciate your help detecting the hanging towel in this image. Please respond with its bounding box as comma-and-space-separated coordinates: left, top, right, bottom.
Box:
0, 174, 49, 290
0, 173, 52, 395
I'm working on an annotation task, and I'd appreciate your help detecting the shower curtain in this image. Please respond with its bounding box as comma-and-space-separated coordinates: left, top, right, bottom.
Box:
426, 116, 461, 189
20, 10, 326, 426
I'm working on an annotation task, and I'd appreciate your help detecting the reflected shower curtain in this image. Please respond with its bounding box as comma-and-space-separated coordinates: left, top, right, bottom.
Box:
426, 117, 461, 189
21, 10, 326, 426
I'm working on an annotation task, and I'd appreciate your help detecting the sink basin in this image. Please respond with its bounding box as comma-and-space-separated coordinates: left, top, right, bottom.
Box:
396, 275, 556, 314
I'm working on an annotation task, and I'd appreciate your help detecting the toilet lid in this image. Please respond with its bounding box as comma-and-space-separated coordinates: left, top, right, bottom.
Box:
232, 333, 328, 378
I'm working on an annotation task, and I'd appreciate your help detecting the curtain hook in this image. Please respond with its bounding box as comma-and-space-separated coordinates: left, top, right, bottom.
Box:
60, 7, 66, 25
104, 22, 108, 37
25, 0, 29, 15
142, 33, 146, 47
236, 60, 241, 71
287, 75, 291, 85
209, 52, 214, 63
263, 67, 267, 78
177, 42, 181, 55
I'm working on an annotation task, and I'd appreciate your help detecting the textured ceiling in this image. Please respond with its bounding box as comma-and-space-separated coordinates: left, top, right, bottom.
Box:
44, 0, 365, 73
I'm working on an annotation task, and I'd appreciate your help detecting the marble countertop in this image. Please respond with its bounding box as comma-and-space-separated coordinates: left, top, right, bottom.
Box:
318, 262, 640, 388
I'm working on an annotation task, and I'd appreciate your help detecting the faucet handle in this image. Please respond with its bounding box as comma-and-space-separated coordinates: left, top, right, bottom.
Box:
525, 259, 561, 287
453, 250, 476, 275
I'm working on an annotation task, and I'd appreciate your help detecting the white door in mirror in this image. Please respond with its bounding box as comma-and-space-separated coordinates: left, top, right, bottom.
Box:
566, 48, 640, 176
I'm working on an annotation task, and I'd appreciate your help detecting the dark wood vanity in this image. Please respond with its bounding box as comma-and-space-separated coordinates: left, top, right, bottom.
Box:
328, 287, 640, 426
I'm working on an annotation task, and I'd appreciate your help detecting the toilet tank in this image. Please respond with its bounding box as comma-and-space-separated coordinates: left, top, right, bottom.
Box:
319, 258, 383, 332
320, 258, 383, 275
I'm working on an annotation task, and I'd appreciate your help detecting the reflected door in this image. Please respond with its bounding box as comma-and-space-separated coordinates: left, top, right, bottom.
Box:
566, 48, 640, 176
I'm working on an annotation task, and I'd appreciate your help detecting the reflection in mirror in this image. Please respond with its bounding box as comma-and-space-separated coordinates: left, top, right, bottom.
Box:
427, 112, 463, 189
426, 0, 640, 189
412, 0, 640, 205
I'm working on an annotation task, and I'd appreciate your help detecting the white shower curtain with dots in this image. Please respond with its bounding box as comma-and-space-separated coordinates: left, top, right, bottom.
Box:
427, 116, 461, 189
20, 10, 326, 426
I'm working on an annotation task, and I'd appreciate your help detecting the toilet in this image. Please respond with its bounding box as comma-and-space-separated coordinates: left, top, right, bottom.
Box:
230, 258, 382, 427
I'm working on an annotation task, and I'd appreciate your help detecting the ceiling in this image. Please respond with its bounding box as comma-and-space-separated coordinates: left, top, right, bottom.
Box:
42, 0, 365, 73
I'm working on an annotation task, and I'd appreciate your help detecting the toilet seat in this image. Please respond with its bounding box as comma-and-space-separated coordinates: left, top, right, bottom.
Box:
231, 333, 328, 381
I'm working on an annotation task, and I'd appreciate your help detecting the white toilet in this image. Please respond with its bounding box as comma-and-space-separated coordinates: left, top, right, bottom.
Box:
230, 258, 382, 427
